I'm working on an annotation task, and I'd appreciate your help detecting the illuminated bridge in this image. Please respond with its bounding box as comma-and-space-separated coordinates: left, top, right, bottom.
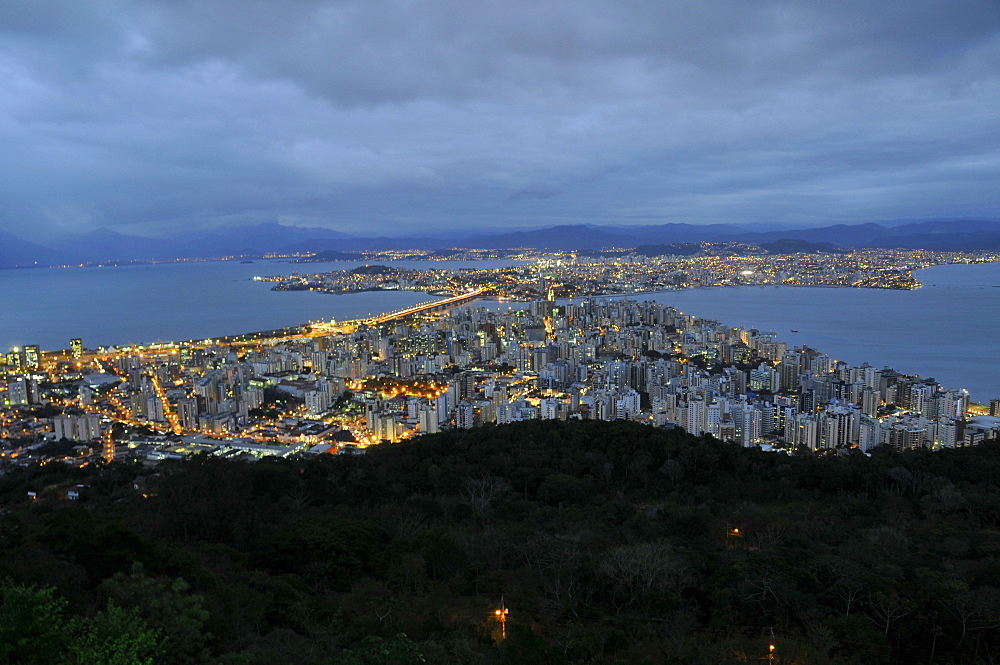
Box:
366, 288, 490, 324
36, 289, 494, 358
306, 288, 490, 336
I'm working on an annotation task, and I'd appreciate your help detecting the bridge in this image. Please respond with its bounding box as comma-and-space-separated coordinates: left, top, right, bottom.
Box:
36, 289, 493, 363
366, 288, 490, 324
306, 288, 490, 335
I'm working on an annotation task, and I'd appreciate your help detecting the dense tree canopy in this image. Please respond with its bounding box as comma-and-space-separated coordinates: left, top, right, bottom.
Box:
2, 419, 1000, 663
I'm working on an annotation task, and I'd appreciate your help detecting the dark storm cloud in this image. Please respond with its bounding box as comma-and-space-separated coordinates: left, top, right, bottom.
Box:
1, 0, 998, 237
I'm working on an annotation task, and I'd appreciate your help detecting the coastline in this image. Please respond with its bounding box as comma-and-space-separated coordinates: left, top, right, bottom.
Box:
6, 260, 1000, 401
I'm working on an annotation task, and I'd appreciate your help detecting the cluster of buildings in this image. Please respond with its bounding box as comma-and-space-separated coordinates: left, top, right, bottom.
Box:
2, 294, 998, 467
257, 248, 999, 301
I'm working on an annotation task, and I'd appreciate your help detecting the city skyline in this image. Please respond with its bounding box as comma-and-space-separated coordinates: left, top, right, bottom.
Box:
4, 290, 995, 459
2, 1, 999, 240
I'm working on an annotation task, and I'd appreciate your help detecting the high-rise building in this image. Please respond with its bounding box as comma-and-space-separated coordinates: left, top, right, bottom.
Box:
889, 424, 924, 451
705, 400, 722, 436
23, 345, 41, 369
456, 401, 476, 429
53, 413, 101, 441
70, 339, 83, 359
419, 405, 439, 434
778, 353, 802, 392
749, 363, 779, 393
616, 389, 641, 419
5, 349, 22, 370
6, 378, 29, 405
6, 377, 38, 405
858, 417, 882, 452
177, 397, 200, 430
540, 398, 560, 420
374, 413, 399, 442
860, 387, 880, 417
304, 390, 331, 416
822, 405, 854, 449
685, 396, 706, 436
145, 395, 165, 423
103, 430, 115, 463
786, 413, 819, 450
907, 383, 934, 416
937, 420, 958, 448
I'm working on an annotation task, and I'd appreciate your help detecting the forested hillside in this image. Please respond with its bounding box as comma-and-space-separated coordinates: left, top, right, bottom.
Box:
2, 420, 1000, 664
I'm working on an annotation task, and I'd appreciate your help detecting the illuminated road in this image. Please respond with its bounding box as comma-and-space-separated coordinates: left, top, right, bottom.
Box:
32, 289, 491, 438
367, 288, 489, 323
149, 370, 182, 434
37, 289, 491, 362
309, 288, 489, 334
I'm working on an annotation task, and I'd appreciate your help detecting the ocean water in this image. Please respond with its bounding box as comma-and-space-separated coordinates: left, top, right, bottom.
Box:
614, 262, 1000, 402
0, 259, 517, 351
2, 259, 997, 402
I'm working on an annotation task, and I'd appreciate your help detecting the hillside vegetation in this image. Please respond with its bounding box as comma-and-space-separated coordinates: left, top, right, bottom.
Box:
2, 420, 1000, 664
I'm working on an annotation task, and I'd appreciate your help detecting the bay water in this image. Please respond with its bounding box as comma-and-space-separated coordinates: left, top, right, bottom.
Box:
0, 259, 509, 351
624, 262, 1000, 403
1, 259, 997, 402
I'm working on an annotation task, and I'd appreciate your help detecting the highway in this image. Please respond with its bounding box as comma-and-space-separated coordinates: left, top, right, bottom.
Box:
38, 288, 491, 364
307, 288, 489, 335
367, 287, 489, 323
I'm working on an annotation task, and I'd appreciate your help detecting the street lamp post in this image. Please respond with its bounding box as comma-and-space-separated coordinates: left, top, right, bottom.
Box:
494, 597, 509, 640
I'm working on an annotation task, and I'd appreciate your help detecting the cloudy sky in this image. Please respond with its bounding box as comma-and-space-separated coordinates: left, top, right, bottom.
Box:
2, 0, 999, 239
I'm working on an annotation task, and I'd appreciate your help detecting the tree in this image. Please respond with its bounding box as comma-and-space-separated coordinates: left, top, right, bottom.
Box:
0, 581, 69, 665
943, 582, 1000, 644
866, 589, 911, 636
68, 603, 162, 665
99, 563, 211, 665
464, 474, 509, 517
499, 624, 566, 665
333, 633, 426, 665
598, 540, 692, 609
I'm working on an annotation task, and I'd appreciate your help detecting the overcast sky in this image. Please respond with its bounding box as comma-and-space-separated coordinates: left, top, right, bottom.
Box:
2, 0, 999, 239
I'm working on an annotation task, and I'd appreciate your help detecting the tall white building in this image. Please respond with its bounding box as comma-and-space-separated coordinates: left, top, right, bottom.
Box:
419, 405, 439, 434
615, 389, 641, 420
457, 401, 476, 429
540, 398, 560, 420
53, 413, 101, 442
685, 396, 706, 436
305, 390, 331, 416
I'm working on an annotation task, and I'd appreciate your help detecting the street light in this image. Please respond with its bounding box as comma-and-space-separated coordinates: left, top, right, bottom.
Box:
494, 597, 509, 639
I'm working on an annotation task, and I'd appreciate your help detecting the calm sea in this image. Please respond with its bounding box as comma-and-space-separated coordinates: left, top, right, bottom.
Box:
2, 259, 997, 402
0, 259, 517, 352
617, 261, 1000, 403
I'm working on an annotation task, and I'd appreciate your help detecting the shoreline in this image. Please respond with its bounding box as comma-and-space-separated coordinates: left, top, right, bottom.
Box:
22, 268, 985, 355
8, 260, 1000, 400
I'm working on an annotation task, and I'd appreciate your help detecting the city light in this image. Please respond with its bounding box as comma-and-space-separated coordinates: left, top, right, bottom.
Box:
2, 246, 997, 466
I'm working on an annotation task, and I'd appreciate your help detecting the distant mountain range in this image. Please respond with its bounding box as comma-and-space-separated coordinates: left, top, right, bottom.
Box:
0, 231, 51, 268
2, 219, 1000, 268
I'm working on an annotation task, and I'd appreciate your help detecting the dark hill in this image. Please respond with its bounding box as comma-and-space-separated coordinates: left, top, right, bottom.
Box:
632, 243, 702, 257
0, 231, 50, 268
609, 221, 748, 242
464, 224, 640, 250
349, 264, 397, 275
758, 238, 845, 254
868, 230, 1000, 251
2, 419, 1000, 664
733, 219, 1000, 250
